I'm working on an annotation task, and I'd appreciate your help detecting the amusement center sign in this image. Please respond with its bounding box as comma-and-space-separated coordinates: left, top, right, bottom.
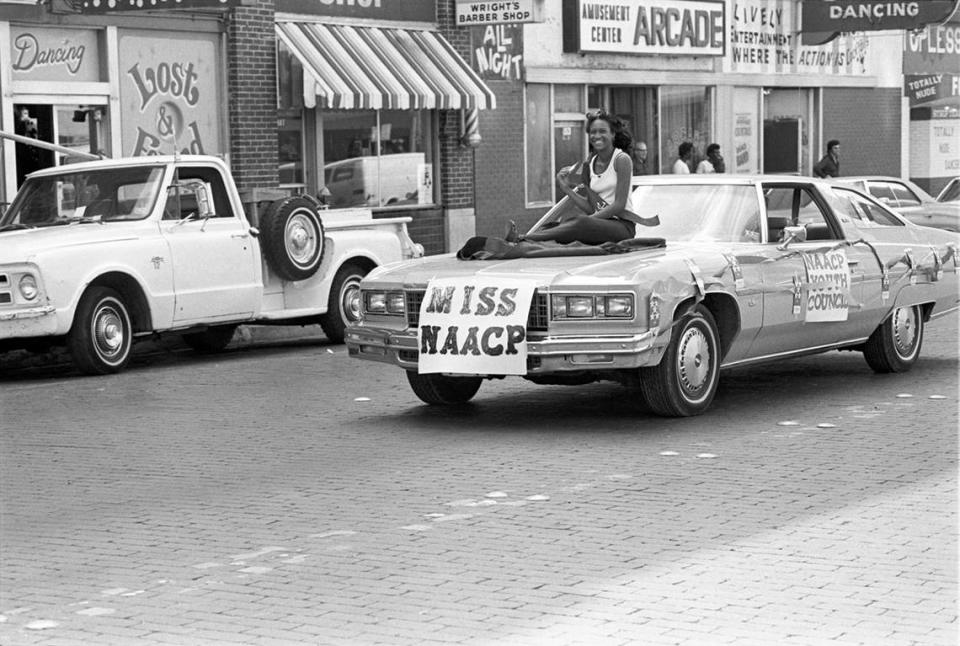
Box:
565, 0, 726, 56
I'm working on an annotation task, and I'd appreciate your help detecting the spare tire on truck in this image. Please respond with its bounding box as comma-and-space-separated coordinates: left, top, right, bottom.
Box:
259, 196, 325, 282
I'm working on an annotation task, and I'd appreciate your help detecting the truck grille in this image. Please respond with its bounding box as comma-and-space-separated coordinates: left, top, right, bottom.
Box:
405, 289, 547, 331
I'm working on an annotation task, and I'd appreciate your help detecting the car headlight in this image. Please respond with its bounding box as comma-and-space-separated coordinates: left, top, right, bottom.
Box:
362, 290, 405, 315
18, 274, 38, 301
551, 293, 634, 320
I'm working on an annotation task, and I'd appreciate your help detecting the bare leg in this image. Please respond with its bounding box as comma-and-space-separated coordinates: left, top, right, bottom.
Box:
522, 215, 632, 245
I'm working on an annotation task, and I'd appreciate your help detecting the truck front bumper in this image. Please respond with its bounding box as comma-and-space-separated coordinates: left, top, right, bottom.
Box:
345, 325, 664, 374
0, 305, 59, 339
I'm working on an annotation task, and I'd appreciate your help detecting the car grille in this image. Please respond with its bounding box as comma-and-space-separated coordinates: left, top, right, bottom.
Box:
405, 289, 548, 332
0, 273, 9, 306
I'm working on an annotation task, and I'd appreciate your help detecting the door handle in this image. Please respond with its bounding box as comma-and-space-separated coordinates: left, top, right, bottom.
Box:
231, 233, 248, 239
847, 259, 859, 266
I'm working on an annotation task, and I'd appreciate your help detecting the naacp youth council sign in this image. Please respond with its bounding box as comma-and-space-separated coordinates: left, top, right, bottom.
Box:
418, 277, 537, 376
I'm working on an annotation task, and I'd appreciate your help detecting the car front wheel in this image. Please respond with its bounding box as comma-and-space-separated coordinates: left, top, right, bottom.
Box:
406, 371, 482, 405
319, 262, 368, 344
863, 304, 924, 373
640, 304, 720, 417
68, 286, 133, 375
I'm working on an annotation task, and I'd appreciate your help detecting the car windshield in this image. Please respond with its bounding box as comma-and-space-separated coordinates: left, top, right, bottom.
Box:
0, 165, 165, 228
535, 183, 762, 243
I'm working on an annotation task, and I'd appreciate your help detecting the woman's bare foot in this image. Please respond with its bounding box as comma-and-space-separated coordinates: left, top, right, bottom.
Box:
505, 220, 519, 243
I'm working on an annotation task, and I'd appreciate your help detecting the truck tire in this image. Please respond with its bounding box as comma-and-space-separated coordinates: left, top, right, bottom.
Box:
406, 371, 482, 405
182, 324, 238, 354
319, 262, 369, 344
68, 286, 133, 375
260, 196, 325, 282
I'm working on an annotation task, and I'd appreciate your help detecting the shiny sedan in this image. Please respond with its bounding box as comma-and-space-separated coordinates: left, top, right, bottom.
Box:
834, 176, 959, 231
346, 176, 959, 417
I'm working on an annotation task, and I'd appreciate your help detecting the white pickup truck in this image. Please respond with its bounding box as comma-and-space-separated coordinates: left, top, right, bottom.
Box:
0, 154, 423, 374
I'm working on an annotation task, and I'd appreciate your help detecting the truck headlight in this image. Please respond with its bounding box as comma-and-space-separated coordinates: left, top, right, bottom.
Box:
18, 274, 38, 301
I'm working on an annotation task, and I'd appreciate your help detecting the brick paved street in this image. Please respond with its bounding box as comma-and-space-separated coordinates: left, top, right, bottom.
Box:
0, 314, 957, 646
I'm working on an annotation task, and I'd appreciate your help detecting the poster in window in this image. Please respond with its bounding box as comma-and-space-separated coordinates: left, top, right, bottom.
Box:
470, 24, 524, 82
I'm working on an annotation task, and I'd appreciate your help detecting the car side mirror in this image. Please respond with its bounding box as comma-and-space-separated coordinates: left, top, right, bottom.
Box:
777, 225, 807, 250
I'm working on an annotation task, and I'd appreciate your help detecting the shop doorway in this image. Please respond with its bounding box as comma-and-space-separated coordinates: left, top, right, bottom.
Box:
12, 104, 107, 187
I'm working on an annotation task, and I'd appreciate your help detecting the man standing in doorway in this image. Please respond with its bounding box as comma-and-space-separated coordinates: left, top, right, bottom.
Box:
672, 141, 693, 174
633, 141, 650, 175
813, 139, 840, 178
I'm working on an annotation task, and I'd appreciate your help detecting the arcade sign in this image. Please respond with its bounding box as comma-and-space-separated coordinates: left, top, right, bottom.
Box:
564, 0, 726, 56
801, 0, 957, 34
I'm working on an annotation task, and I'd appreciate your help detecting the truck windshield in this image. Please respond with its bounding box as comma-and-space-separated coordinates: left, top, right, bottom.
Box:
0, 165, 165, 228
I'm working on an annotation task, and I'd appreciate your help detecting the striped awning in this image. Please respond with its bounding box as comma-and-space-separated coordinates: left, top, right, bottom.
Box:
276, 22, 496, 111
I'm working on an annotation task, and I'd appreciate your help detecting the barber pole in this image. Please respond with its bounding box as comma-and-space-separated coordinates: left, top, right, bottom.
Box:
460, 107, 482, 148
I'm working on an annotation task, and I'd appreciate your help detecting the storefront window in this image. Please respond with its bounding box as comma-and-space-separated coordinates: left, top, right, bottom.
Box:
319, 109, 433, 209
525, 83, 553, 206
610, 87, 658, 174
661, 86, 712, 174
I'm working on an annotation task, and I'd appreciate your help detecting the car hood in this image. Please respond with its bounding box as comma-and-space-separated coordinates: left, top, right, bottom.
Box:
364, 241, 737, 288
0, 224, 142, 261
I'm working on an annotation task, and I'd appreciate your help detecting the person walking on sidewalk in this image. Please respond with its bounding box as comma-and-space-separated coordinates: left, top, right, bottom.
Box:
813, 139, 840, 178
696, 143, 724, 174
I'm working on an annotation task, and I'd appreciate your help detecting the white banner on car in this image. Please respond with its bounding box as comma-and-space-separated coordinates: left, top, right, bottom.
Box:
418, 277, 537, 375
802, 249, 850, 322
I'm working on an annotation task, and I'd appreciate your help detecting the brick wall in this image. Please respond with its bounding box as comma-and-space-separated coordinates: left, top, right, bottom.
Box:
473, 81, 545, 238
227, 0, 279, 193
821, 88, 901, 177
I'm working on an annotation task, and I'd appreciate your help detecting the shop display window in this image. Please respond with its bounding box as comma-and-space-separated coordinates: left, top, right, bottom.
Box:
661, 86, 713, 174
319, 109, 433, 209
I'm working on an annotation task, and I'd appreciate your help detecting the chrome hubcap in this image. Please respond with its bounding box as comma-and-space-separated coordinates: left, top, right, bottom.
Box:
892, 306, 918, 357
678, 326, 710, 394
285, 211, 318, 267
94, 305, 125, 358
343, 281, 361, 322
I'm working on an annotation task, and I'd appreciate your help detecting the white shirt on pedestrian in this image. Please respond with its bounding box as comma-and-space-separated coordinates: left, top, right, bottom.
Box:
672, 159, 690, 174
696, 160, 715, 174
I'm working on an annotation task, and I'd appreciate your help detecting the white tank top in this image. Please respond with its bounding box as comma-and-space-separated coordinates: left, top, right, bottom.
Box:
589, 148, 637, 214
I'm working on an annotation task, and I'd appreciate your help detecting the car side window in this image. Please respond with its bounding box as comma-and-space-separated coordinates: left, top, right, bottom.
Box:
762, 185, 837, 242
831, 188, 904, 227
867, 183, 897, 206
889, 182, 921, 206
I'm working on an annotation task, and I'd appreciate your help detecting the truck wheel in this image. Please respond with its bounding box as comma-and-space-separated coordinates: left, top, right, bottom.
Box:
863, 305, 923, 373
406, 371, 482, 405
319, 263, 368, 344
68, 286, 133, 375
639, 304, 720, 417
182, 324, 237, 354
260, 196, 325, 282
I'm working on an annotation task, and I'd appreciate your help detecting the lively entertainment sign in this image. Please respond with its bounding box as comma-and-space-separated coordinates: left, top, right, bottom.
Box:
725, 0, 872, 75
567, 0, 726, 56
417, 277, 536, 376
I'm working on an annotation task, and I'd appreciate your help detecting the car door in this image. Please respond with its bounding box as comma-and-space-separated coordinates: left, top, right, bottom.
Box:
161, 166, 259, 323
750, 183, 869, 358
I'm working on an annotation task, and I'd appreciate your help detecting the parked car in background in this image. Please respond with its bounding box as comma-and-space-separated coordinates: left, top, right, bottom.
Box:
346, 175, 959, 417
833, 176, 959, 232
323, 153, 425, 208
936, 177, 960, 203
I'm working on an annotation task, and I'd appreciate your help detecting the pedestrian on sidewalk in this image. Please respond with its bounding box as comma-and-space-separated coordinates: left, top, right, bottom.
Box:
672, 141, 693, 174
813, 139, 840, 178
696, 143, 724, 174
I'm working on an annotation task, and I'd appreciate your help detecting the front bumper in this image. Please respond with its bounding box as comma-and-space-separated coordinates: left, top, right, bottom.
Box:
345, 324, 665, 374
0, 305, 59, 339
